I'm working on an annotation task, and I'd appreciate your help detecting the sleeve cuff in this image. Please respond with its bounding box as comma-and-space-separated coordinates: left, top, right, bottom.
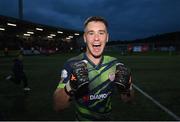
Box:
57, 83, 66, 89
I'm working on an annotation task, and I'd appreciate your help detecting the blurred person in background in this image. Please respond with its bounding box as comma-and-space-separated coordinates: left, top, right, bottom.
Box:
6, 53, 30, 91
3, 47, 9, 56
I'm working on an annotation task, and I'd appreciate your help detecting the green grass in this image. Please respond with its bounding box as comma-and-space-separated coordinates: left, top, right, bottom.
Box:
0, 52, 180, 120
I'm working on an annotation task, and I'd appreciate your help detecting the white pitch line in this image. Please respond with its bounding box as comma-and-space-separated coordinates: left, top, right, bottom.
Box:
132, 83, 180, 121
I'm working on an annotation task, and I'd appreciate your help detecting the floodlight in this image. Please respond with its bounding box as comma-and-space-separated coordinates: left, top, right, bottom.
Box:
0, 28, 5, 31
24, 33, 30, 36
7, 23, 17, 27
57, 31, 63, 34
74, 33, 79, 35
36, 28, 43, 31
27, 31, 34, 34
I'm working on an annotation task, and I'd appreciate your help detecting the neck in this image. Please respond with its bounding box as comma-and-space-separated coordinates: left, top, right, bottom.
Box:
85, 52, 102, 65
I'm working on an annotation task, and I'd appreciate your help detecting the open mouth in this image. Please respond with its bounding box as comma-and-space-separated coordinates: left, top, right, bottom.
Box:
92, 44, 101, 52
93, 44, 101, 47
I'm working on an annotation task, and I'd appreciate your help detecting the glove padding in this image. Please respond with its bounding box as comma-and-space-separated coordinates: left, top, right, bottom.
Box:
114, 63, 132, 93
65, 60, 89, 98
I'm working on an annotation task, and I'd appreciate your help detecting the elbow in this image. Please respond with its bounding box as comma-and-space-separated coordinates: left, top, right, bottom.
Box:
53, 103, 61, 112
53, 88, 70, 112
121, 89, 135, 103
53, 102, 69, 112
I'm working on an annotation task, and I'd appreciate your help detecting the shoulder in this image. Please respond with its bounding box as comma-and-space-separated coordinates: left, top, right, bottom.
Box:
103, 55, 126, 65
103, 55, 118, 63
62, 53, 84, 69
67, 53, 84, 62
65, 53, 84, 65
59, 53, 84, 81
104, 55, 117, 60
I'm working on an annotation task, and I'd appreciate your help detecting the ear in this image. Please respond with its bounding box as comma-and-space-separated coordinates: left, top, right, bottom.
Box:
83, 33, 86, 43
84, 39, 87, 43
106, 34, 109, 42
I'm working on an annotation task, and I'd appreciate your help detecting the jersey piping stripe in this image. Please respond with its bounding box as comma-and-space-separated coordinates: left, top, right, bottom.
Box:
89, 59, 117, 84
89, 60, 116, 90
75, 102, 104, 119
75, 102, 112, 120
94, 80, 111, 95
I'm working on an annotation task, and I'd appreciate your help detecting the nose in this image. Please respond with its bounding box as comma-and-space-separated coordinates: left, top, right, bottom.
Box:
94, 33, 99, 41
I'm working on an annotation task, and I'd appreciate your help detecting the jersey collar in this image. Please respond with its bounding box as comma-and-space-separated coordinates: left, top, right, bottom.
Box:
83, 53, 104, 70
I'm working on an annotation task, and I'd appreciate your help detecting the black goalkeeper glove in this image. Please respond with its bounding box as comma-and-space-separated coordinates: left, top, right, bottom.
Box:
114, 63, 132, 94
65, 60, 89, 98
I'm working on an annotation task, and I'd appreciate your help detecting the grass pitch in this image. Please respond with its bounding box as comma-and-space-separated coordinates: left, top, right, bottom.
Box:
0, 52, 180, 120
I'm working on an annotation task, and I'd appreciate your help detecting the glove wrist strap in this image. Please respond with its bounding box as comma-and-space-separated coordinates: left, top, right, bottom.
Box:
64, 80, 74, 96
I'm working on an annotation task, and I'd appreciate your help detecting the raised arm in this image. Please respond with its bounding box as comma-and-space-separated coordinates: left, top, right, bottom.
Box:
114, 63, 134, 102
53, 60, 89, 111
53, 87, 71, 111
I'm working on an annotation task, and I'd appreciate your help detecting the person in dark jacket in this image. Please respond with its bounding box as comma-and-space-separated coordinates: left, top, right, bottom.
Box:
6, 54, 30, 91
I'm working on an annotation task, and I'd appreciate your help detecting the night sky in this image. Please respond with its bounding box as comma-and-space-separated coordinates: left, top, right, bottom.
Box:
0, 0, 180, 41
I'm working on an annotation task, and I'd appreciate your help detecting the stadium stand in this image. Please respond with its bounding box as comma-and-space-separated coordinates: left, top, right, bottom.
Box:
0, 15, 83, 55
1, 15, 179, 56
106, 32, 180, 54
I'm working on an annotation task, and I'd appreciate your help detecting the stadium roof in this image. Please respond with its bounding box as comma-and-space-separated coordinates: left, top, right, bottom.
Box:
0, 15, 83, 41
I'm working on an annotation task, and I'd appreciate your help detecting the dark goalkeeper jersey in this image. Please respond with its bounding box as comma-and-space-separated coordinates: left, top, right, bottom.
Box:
57, 53, 119, 120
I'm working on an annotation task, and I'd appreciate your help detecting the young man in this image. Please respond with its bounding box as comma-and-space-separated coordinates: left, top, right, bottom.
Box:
6, 54, 30, 91
53, 16, 134, 120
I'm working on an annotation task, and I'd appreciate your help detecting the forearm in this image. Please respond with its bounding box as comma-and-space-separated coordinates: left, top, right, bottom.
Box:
120, 88, 134, 103
53, 88, 71, 111
53, 60, 89, 111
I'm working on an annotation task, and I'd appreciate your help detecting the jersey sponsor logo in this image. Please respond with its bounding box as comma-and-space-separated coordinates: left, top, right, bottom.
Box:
109, 72, 115, 81
82, 95, 89, 102
82, 92, 111, 102
61, 69, 68, 79
89, 92, 111, 100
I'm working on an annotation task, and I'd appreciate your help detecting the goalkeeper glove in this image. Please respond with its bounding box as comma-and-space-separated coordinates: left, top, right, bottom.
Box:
65, 60, 89, 98
114, 63, 132, 94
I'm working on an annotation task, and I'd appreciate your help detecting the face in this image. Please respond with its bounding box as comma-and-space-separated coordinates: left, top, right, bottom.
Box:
84, 21, 108, 59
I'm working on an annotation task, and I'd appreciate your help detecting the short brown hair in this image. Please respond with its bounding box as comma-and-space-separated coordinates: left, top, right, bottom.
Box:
84, 16, 108, 29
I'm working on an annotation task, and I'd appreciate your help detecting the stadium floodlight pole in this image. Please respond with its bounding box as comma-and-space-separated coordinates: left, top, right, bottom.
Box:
18, 0, 23, 20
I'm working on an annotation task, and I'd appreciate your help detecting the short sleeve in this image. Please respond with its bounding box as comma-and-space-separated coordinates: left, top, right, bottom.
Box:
57, 61, 73, 89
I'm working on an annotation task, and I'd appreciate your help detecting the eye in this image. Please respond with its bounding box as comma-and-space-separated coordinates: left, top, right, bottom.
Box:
99, 32, 105, 35
99, 30, 106, 35
87, 31, 94, 35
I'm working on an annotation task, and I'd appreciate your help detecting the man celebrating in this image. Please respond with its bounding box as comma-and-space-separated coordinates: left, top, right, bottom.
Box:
53, 16, 134, 120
